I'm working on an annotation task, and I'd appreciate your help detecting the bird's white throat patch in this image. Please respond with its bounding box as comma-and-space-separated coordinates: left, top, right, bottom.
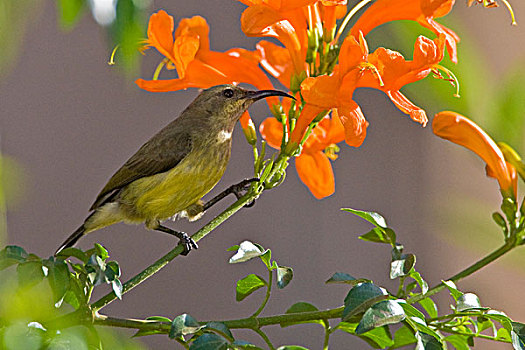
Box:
217, 130, 232, 143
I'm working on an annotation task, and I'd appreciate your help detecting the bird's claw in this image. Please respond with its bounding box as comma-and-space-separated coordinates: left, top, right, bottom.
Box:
232, 178, 259, 207
179, 232, 198, 256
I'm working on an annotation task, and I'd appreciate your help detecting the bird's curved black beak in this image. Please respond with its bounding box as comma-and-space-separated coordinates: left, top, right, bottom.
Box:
246, 89, 295, 101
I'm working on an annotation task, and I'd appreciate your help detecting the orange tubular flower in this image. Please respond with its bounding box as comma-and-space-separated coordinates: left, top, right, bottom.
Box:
136, 10, 276, 97
432, 111, 517, 198
291, 33, 372, 150
350, 0, 460, 63
260, 114, 344, 198
358, 35, 447, 126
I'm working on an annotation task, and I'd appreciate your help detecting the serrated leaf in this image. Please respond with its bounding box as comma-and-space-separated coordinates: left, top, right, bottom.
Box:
416, 331, 443, 350
359, 227, 396, 245
281, 302, 323, 327
457, 293, 486, 312
236, 274, 266, 302
190, 333, 228, 350
229, 241, 267, 264
169, 314, 202, 339
341, 208, 388, 228
276, 266, 293, 289
418, 298, 438, 319
390, 254, 416, 279
410, 271, 429, 295
205, 322, 232, 340
391, 325, 417, 349
512, 322, 525, 350
445, 335, 470, 350
342, 283, 388, 321
442, 280, 463, 301
355, 300, 406, 334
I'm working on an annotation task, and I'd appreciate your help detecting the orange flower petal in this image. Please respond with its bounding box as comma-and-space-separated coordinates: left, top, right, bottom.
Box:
147, 10, 176, 62
172, 31, 200, 78
135, 60, 229, 92
300, 75, 339, 108
338, 33, 368, 76
295, 151, 335, 199
432, 111, 514, 195
175, 16, 210, 52
256, 40, 293, 88
289, 103, 326, 146
337, 102, 368, 147
259, 117, 284, 149
386, 90, 428, 126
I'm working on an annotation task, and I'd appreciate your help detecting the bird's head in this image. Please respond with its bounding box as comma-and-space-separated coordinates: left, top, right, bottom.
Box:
191, 84, 294, 126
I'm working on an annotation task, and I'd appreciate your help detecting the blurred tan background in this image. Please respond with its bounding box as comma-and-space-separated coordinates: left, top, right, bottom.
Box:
1, 0, 524, 348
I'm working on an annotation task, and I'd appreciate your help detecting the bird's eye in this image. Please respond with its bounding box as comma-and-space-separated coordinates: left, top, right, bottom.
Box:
223, 88, 234, 98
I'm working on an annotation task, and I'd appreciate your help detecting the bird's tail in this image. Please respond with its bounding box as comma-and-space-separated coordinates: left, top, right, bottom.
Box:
55, 225, 85, 255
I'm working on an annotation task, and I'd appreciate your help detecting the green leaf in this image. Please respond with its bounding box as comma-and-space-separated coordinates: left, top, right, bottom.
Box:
146, 316, 172, 322
232, 340, 263, 349
190, 333, 228, 350
276, 266, 293, 289
229, 241, 268, 264
57, 0, 85, 29
94, 243, 109, 260
416, 331, 443, 350
442, 280, 463, 302
391, 325, 417, 349
112, 279, 123, 300
205, 322, 233, 340
106, 261, 121, 280
485, 310, 513, 332
0, 245, 28, 270
398, 300, 426, 320
410, 271, 429, 295
341, 208, 387, 228
276, 347, 309, 350
325, 272, 371, 286
355, 300, 406, 334
497, 327, 511, 342
359, 227, 396, 245
418, 298, 438, 319
406, 317, 442, 343
55, 247, 88, 263
456, 293, 486, 312
260, 249, 272, 269
512, 322, 525, 350
342, 283, 388, 321
358, 326, 394, 349
236, 274, 267, 302
46, 259, 71, 305
390, 254, 416, 279
445, 335, 470, 350
16, 260, 44, 286
169, 314, 202, 339
281, 302, 324, 327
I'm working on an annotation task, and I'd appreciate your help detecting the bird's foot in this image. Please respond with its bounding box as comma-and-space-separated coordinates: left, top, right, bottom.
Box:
179, 232, 198, 256
231, 178, 259, 207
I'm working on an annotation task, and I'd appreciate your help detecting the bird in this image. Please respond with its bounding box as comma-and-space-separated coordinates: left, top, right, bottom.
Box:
55, 84, 293, 256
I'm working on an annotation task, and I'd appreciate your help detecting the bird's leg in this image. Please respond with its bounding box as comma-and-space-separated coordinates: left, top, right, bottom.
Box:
154, 224, 198, 256
203, 178, 259, 211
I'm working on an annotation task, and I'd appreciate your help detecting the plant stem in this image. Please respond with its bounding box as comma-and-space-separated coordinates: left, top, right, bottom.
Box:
408, 240, 518, 304
253, 327, 276, 350
93, 306, 347, 332
91, 191, 260, 312
252, 268, 273, 317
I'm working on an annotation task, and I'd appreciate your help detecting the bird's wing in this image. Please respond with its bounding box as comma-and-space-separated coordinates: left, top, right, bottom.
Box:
89, 132, 193, 211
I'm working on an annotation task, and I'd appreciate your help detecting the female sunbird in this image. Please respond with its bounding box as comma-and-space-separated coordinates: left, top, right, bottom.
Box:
56, 85, 293, 255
